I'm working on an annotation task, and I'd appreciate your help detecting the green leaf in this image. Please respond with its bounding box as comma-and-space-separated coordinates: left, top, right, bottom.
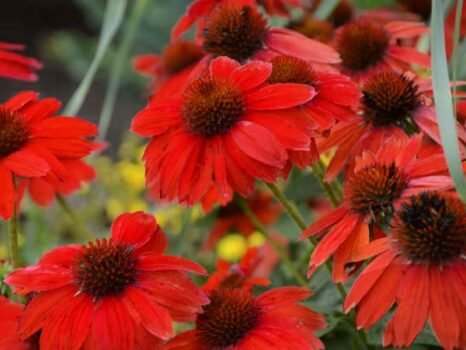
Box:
431, 0, 466, 203
63, 0, 127, 116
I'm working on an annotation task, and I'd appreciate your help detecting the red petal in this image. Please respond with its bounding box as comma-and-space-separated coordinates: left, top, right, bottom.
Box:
429, 266, 461, 350
231, 121, 287, 167
3, 91, 38, 111
210, 56, 240, 78
111, 212, 157, 250
384, 265, 430, 347
39, 245, 82, 267
231, 61, 272, 91
310, 215, 360, 268
31, 117, 97, 138
0, 164, 14, 220
124, 287, 173, 340
344, 250, 398, 313
356, 262, 404, 330
246, 83, 315, 110
265, 28, 341, 64
387, 46, 431, 68
4, 149, 50, 177
300, 206, 349, 239
93, 296, 135, 350
20, 97, 62, 124
137, 255, 207, 275
257, 286, 312, 306
5, 265, 72, 295
131, 103, 181, 137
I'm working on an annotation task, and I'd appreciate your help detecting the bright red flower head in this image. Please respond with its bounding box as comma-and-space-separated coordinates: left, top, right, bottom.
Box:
133, 40, 205, 99
333, 19, 430, 81
0, 91, 97, 220
203, 247, 271, 291
301, 136, 455, 282
0, 42, 42, 82
166, 287, 326, 350
132, 56, 316, 209
318, 71, 466, 181
206, 191, 280, 248
344, 191, 466, 350
5, 212, 209, 350
267, 55, 360, 167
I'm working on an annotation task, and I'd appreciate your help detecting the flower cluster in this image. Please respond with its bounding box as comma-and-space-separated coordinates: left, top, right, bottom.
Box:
1, 0, 466, 349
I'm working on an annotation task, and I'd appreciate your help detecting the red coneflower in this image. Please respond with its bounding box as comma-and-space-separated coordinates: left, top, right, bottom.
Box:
199, 4, 340, 69
333, 19, 430, 81
318, 71, 466, 181
0, 42, 42, 82
5, 212, 209, 350
0, 296, 37, 350
203, 247, 271, 291
344, 191, 466, 350
166, 287, 326, 350
132, 56, 315, 209
0, 91, 97, 220
267, 55, 360, 167
206, 191, 280, 248
133, 40, 205, 99
300, 136, 455, 282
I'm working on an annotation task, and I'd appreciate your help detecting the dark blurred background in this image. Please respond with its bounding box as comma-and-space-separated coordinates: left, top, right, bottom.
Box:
0, 0, 190, 151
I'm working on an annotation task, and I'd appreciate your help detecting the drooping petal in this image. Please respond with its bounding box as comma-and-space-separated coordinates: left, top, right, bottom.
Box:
137, 255, 207, 275
245, 83, 315, 110
4, 149, 50, 177
111, 212, 157, 250
0, 164, 14, 220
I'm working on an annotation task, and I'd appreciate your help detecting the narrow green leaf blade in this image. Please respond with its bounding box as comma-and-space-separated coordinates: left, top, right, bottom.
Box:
63, 0, 127, 116
431, 0, 466, 202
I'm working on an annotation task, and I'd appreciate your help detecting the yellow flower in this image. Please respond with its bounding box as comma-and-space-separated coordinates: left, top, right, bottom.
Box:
216, 234, 248, 262
117, 161, 146, 192
248, 231, 266, 247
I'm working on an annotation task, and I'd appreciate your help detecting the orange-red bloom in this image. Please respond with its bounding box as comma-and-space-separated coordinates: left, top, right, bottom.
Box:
345, 191, 466, 350
203, 247, 271, 291
318, 71, 466, 181
0, 42, 42, 82
166, 287, 326, 350
5, 212, 209, 350
333, 20, 430, 81
301, 136, 454, 282
0, 91, 97, 220
132, 56, 315, 209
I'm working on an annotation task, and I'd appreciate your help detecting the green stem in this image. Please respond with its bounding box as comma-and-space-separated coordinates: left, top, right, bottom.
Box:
8, 206, 19, 269
98, 0, 150, 142
311, 163, 340, 207
56, 195, 94, 241
235, 196, 308, 288
265, 182, 348, 298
